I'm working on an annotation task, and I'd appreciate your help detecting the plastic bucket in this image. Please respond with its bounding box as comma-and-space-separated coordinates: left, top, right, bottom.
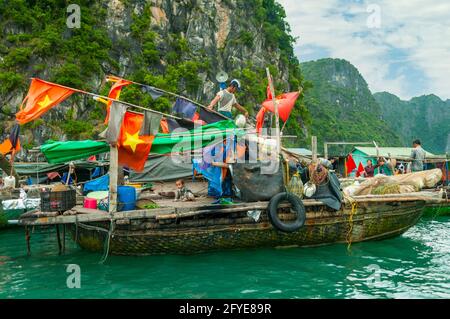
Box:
83, 198, 97, 209
118, 186, 136, 211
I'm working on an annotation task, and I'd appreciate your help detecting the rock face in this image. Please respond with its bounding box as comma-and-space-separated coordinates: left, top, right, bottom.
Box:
374, 92, 450, 154
0, 0, 300, 148
301, 58, 402, 152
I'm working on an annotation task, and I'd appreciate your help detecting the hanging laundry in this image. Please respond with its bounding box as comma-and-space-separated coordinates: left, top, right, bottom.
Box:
139, 111, 163, 136
175, 118, 195, 131
199, 107, 224, 124
141, 85, 164, 100
105, 101, 128, 144
173, 98, 197, 119
167, 118, 181, 132
104, 77, 131, 124
193, 144, 224, 197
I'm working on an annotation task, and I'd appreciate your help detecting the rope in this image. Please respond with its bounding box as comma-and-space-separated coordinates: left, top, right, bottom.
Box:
432, 187, 449, 219
309, 163, 329, 185
99, 216, 115, 264
343, 194, 357, 251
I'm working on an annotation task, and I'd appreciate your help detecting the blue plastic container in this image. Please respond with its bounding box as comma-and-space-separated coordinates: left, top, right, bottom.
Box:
118, 186, 136, 211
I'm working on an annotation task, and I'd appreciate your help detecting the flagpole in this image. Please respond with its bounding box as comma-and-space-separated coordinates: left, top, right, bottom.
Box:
266, 68, 280, 155
107, 75, 229, 120
30, 78, 188, 122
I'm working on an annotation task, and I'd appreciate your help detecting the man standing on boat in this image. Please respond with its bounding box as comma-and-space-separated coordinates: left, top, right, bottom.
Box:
207, 79, 249, 119
411, 139, 426, 172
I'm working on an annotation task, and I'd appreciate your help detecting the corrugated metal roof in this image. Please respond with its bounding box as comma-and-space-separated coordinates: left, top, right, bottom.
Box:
287, 148, 313, 156
353, 147, 444, 159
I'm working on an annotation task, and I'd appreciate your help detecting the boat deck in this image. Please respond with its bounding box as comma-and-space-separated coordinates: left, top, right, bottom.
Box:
15, 191, 439, 227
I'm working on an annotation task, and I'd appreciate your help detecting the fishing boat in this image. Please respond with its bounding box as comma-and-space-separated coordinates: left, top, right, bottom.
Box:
11, 72, 432, 257
422, 188, 450, 217
17, 191, 427, 256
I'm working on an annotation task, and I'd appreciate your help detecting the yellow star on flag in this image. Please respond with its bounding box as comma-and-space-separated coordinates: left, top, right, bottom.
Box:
122, 131, 146, 153
37, 95, 52, 111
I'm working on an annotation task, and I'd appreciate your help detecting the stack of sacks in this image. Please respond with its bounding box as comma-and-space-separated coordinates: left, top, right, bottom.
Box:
343, 169, 442, 196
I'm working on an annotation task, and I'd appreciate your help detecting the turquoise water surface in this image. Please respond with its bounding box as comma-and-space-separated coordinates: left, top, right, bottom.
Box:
0, 217, 449, 299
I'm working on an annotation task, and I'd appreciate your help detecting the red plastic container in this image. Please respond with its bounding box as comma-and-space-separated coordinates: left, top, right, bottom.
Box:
83, 198, 97, 209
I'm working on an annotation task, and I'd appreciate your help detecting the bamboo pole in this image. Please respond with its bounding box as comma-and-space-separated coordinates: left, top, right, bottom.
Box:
312, 136, 318, 162
29, 78, 185, 122
266, 68, 280, 155
109, 145, 118, 213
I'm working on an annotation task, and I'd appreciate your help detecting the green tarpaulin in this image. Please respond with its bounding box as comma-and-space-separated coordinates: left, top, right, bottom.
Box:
151, 120, 240, 154
40, 120, 241, 164
40, 140, 109, 164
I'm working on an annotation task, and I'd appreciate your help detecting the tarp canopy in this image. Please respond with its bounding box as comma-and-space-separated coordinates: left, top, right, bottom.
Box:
40, 140, 110, 164
40, 120, 241, 164
130, 155, 193, 182
12, 161, 102, 175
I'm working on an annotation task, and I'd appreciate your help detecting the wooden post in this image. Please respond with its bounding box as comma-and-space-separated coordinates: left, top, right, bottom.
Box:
344, 157, 348, 178
56, 225, 62, 255
266, 68, 280, 155
25, 226, 31, 255
62, 225, 66, 254
312, 136, 318, 162
324, 143, 328, 160
109, 145, 118, 213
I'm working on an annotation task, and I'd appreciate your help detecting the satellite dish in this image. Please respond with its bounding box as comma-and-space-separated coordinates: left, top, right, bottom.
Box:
216, 71, 229, 83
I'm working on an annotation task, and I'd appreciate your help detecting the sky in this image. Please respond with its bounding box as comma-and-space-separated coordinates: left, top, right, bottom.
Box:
278, 0, 450, 100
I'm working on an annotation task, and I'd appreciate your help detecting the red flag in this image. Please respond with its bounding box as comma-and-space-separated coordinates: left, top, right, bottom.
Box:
16, 78, 75, 124
255, 107, 266, 135
0, 138, 20, 156
356, 162, 365, 177
192, 112, 206, 126
160, 119, 169, 133
118, 112, 154, 172
104, 77, 132, 124
261, 91, 299, 122
346, 154, 357, 173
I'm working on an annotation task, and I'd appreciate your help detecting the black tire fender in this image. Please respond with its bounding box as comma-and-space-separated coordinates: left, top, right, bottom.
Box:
268, 192, 306, 232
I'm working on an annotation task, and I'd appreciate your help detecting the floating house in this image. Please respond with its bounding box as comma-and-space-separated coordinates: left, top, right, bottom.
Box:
349, 147, 449, 184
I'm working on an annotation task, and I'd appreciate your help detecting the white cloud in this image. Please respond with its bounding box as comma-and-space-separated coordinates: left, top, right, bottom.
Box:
278, 0, 450, 100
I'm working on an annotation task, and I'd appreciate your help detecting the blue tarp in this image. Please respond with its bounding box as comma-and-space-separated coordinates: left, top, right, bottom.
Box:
83, 174, 109, 192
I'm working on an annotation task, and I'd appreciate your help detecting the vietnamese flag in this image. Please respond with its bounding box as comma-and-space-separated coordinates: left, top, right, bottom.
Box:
16, 78, 75, 125
346, 154, 357, 173
261, 91, 300, 122
104, 77, 132, 124
356, 162, 365, 177
118, 111, 154, 172
255, 107, 266, 135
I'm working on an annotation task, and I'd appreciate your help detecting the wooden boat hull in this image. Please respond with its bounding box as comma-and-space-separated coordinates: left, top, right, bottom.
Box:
0, 209, 27, 229
69, 199, 425, 256
423, 202, 450, 216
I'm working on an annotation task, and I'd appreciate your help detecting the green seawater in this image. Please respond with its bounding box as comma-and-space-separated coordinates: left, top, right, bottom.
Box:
0, 217, 449, 299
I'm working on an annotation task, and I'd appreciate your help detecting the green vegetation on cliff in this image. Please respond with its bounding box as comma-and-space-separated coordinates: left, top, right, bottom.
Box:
374, 92, 450, 154
301, 58, 402, 153
0, 0, 309, 147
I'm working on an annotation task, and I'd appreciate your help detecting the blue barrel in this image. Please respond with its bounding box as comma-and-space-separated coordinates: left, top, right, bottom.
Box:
118, 186, 136, 211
